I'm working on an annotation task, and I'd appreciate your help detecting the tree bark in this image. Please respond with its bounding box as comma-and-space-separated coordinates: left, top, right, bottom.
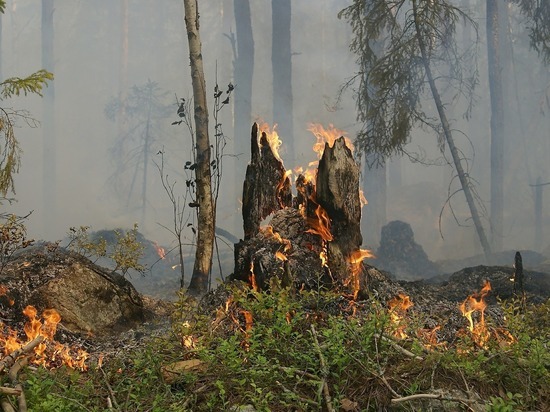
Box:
412, 0, 492, 261
487, 0, 505, 252
184, 0, 215, 296
42, 0, 55, 237
362, 156, 386, 248
316, 137, 363, 283
271, 0, 294, 165
242, 123, 292, 239
233, 0, 254, 188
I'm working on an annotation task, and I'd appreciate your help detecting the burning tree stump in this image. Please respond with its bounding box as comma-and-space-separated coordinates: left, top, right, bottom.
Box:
234, 124, 370, 296
316, 137, 363, 285
242, 122, 292, 239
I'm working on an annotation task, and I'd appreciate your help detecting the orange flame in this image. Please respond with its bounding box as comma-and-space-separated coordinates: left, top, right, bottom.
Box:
258, 122, 284, 163
388, 294, 413, 339
260, 226, 291, 252
275, 251, 287, 261
306, 204, 333, 242
459, 280, 491, 347
249, 262, 258, 292
0, 306, 88, 370
153, 241, 166, 259
347, 249, 374, 299
307, 123, 353, 158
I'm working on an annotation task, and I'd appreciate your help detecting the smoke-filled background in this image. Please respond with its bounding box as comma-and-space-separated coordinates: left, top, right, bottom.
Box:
1, 0, 549, 281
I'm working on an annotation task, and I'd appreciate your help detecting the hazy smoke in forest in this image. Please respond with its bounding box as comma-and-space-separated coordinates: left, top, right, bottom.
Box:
1, 0, 548, 279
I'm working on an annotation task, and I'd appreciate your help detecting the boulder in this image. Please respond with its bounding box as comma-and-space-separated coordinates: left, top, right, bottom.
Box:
372, 220, 440, 280
0, 244, 144, 336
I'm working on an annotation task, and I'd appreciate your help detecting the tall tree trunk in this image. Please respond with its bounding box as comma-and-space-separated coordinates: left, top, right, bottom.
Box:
0, 12, 3, 81
233, 0, 254, 235
118, 0, 128, 138
140, 110, 151, 229
412, 0, 492, 261
487, 0, 505, 252
361, 156, 386, 248
42, 0, 55, 237
184, 0, 215, 296
271, 0, 294, 165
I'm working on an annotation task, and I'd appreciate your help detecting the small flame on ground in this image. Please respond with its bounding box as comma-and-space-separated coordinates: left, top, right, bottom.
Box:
388, 294, 414, 339
0, 305, 88, 370
459, 280, 492, 347
275, 251, 287, 261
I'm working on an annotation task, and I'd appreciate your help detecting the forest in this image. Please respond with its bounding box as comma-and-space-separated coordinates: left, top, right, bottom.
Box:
0, 0, 548, 411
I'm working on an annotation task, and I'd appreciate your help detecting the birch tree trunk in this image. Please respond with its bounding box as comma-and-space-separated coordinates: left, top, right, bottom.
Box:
184, 0, 215, 296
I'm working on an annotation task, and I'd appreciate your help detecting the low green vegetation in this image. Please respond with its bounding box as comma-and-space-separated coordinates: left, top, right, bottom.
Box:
3, 282, 548, 411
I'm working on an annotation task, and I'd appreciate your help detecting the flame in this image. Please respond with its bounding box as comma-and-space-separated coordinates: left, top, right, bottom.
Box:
388, 294, 413, 339
359, 189, 368, 208
275, 251, 287, 261
307, 123, 353, 158
260, 226, 292, 252
306, 204, 333, 242
258, 122, 284, 163
417, 326, 446, 350
153, 241, 166, 259
0, 306, 88, 370
249, 262, 258, 292
0, 284, 14, 306
347, 249, 374, 299
459, 280, 492, 347
276, 169, 292, 206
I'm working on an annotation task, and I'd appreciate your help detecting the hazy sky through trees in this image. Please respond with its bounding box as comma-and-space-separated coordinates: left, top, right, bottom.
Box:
1, 0, 548, 267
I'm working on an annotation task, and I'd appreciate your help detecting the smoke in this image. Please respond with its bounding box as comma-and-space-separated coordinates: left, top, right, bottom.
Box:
1, 0, 548, 277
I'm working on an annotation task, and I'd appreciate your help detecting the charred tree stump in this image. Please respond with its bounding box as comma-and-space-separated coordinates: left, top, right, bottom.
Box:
242, 123, 292, 239
316, 137, 363, 284
234, 126, 366, 296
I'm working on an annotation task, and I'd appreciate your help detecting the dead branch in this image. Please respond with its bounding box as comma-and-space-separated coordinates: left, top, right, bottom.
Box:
0, 389, 20, 396
8, 357, 28, 412
374, 333, 424, 361
310, 325, 335, 412
99, 367, 119, 410
391, 392, 477, 407
0, 335, 44, 373
0, 398, 15, 412
275, 381, 320, 408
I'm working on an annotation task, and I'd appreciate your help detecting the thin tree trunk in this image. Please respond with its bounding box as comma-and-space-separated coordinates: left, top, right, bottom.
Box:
412, 0, 492, 261
271, 0, 294, 165
118, 0, 128, 138
362, 156, 386, 248
42, 0, 55, 237
184, 0, 215, 296
140, 111, 151, 228
487, 0, 505, 252
233, 0, 254, 235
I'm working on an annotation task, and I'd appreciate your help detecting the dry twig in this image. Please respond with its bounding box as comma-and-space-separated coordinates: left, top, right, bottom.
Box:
0, 335, 44, 373
8, 357, 28, 412
310, 325, 335, 412
374, 333, 424, 361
